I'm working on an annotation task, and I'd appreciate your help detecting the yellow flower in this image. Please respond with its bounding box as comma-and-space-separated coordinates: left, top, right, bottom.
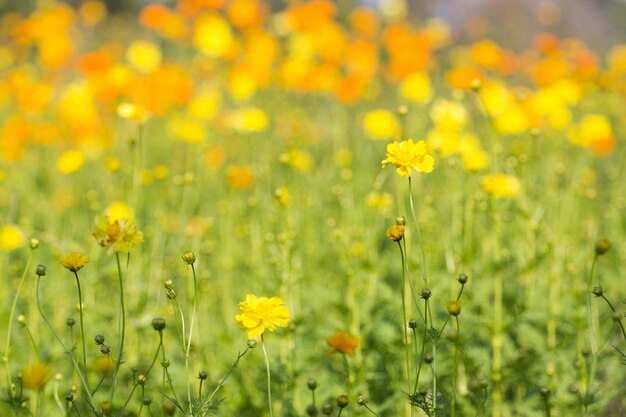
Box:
235, 294, 290, 339
482, 174, 521, 198
0, 225, 25, 251
21, 362, 52, 390
105, 202, 133, 222
126, 40, 162, 74
57, 149, 85, 174
59, 253, 89, 272
382, 139, 435, 177
92, 216, 144, 254
363, 109, 400, 140
326, 331, 359, 357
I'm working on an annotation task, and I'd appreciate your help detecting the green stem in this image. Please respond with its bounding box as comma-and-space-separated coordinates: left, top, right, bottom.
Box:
36, 276, 99, 414
413, 299, 429, 395
408, 176, 428, 287
599, 294, 626, 341
261, 335, 274, 417
73, 271, 87, 373
145, 332, 163, 376
451, 317, 460, 417
207, 346, 250, 402
110, 252, 128, 401
3, 250, 33, 394
397, 241, 412, 393
185, 264, 199, 415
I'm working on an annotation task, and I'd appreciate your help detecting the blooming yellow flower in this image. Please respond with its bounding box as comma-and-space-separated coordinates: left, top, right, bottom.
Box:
482, 174, 521, 198
326, 331, 359, 357
235, 294, 290, 339
382, 139, 435, 177
59, 252, 89, 272
92, 216, 144, 254
21, 362, 52, 390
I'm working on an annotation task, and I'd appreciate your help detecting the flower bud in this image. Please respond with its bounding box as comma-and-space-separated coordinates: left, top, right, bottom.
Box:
164, 279, 174, 290
143, 397, 152, 406
30, 239, 39, 249
247, 339, 257, 349
458, 273, 468, 284
408, 319, 418, 329
357, 395, 367, 406
17, 315, 26, 326
94, 335, 105, 345
162, 401, 177, 416
595, 239, 610, 256
161, 359, 170, 369
35, 264, 47, 277
100, 345, 111, 355
395, 216, 406, 226
136, 374, 147, 386
424, 353, 434, 364
152, 317, 166, 331
198, 370, 208, 380
306, 404, 318, 416
66, 318, 75, 327
182, 250, 196, 265
337, 394, 349, 409
307, 377, 317, 390
397, 104, 408, 116
420, 288, 432, 300
321, 403, 333, 415
592, 286, 604, 297
447, 301, 461, 316
64, 392, 75, 402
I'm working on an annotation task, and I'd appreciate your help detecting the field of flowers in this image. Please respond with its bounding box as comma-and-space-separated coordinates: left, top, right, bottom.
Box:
0, 0, 625, 416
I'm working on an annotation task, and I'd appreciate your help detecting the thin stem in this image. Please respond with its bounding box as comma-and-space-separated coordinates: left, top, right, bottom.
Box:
23, 325, 40, 358
110, 252, 129, 401
599, 294, 626, 341
398, 241, 412, 393
53, 379, 66, 415
185, 263, 199, 414
362, 403, 380, 417
4, 250, 33, 393
408, 176, 428, 287
207, 346, 251, 402
261, 335, 274, 417
73, 271, 87, 373
413, 299, 429, 395
431, 343, 437, 416
117, 383, 139, 416
145, 332, 163, 377
451, 316, 460, 417
36, 276, 99, 414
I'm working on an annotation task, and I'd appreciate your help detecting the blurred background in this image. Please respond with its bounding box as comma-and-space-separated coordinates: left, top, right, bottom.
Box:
2, 0, 625, 52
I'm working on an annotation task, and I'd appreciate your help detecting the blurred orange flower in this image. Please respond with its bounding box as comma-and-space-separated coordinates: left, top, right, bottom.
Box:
327, 331, 359, 357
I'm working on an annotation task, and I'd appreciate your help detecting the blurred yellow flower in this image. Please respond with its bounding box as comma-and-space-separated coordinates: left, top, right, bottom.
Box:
168, 115, 206, 144
93, 216, 144, 254
326, 331, 359, 357
188, 89, 221, 120
59, 252, 89, 272
363, 109, 400, 140
365, 191, 393, 210
382, 139, 435, 177
57, 149, 85, 174
482, 174, 521, 198
226, 107, 268, 133
22, 362, 51, 390
116, 102, 148, 121
105, 202, 133, 222
280, 149, 313, 173
400, 72, 432, 104
275, 185, 290, 207
126, 40, 162, 74
569, 114, 613, 149
194, 13, 234, 58
0, 225, 25, 251
235, 294, 290, 339
430, 100, 467, 131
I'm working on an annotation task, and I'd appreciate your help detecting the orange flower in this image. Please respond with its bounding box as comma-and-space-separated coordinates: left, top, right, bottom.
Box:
327, 331, 359, 357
